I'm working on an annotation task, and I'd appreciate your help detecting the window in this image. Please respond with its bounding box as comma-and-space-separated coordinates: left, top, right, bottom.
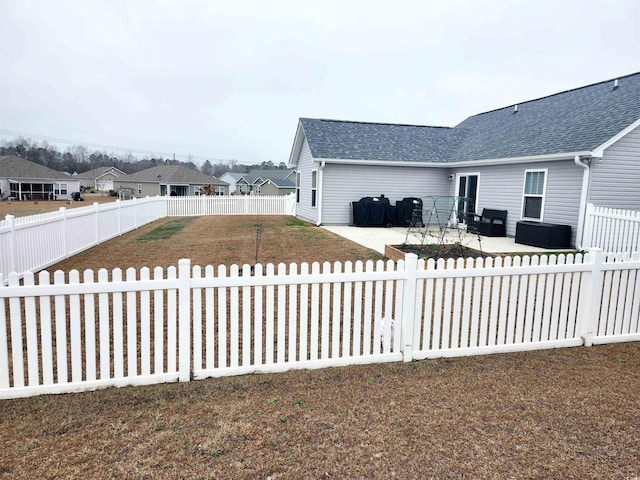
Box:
311, 170, 317, 207
194, 186, 201, 196
137, 184, 142, 195
296, 171, 301, 203
522, 170, 546, 220
54, 183, 68, 196
215, 186, 225, 196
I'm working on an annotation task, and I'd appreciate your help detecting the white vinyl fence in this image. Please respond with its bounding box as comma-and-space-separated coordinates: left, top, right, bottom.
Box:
0, 194, 296, 280
1, 249, 638, 399
0, 197, 167, 281
582, 203, 640, 254
167, 194, 296, 217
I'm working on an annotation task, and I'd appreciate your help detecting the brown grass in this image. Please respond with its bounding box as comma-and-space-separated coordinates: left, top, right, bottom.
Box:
0, 194, 118, 218
1, 215, 639, 479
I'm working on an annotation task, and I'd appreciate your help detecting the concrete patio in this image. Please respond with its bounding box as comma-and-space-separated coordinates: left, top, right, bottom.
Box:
322, 225, 575, 256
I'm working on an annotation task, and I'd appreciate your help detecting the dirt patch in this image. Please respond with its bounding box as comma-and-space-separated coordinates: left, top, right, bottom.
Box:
50, 215, 383, 272
2, 215, 639, 478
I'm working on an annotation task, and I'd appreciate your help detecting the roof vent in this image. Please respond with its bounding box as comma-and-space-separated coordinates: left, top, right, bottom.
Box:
513, 104, 518, 113
613, 79, 619, 90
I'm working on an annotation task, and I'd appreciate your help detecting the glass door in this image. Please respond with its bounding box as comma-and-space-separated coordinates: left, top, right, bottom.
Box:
456, 174, 479, 224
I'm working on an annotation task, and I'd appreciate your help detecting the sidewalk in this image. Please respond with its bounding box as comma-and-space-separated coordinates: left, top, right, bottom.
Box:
322, 225, 570, 256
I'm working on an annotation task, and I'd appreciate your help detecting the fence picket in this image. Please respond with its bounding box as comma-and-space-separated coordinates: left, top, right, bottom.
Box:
3, 248, 640, 399
38, 271, 54, 384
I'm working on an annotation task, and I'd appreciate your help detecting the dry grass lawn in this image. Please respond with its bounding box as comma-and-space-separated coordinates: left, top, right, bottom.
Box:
0, 194, 117, 218
0, 215, 639, 479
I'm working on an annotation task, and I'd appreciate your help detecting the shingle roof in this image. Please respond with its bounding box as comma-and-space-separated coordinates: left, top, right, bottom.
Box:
244, 169, 294, 184
123, 165, 227, 185
453, 72, 640, 161
75, 166, 126, 180
300, 119, 464, 163
0, 155, 70, 179
300, 72, 640, 163
259, 178, 295, 188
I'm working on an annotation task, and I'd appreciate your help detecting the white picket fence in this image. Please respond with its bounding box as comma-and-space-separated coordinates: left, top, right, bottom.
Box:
582, 203, 640, 253
167, 194, 296, 217
0, 194, 296, 280
1, 249, 639, 399
0, 197, 167, 281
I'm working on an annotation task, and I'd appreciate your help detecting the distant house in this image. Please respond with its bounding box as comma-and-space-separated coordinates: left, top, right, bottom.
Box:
113, 165, 228, 198
220, 169, 296, 195
244, 169, 296, 195
219, 172, 251, 195
75, 166, 127, 192
0, 155, 80, 200
288, 72, 640, 249
254, 177, 296, 196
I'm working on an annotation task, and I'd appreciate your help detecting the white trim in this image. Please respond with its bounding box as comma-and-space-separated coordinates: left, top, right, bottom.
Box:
521, 169, 548, 221
311, 169, 318, 209
454, 172, 481, 216
317, 150, 593, 168
592, 117, 640, 157
287, 121, 306, 167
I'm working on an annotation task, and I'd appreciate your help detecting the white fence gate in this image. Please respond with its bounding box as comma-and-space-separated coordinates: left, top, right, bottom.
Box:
2, 249, 639, 399
582, 203, 640, 253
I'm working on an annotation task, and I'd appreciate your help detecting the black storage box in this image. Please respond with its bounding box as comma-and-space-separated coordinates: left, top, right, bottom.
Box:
515, 221, 571, 249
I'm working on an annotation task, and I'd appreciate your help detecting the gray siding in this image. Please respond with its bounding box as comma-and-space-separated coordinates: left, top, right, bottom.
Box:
293, 137, 319, 224
321, 164, 449, 224
588, 123, 640, 210
451, 160, 583, 246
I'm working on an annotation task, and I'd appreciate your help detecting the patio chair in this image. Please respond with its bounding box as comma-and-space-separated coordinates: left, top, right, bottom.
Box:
473, 208, 507, 237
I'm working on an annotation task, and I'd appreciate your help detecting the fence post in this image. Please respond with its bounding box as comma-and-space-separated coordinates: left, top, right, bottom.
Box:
581, 203, 594, 251
133, 197, 138, 229
577, 248, 604, 347
116, 199, 122, 235
59, 207, 69, 259
6, 215, 16, 274
401, 253, 419, 362
178, 258, 192, 382
93, 202, 100, 245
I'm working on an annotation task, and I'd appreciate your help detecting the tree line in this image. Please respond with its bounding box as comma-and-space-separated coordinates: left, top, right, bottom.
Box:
0, 137, 288, 177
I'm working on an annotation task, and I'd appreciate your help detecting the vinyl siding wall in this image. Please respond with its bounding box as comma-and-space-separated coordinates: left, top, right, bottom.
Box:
588, 123, 640, 210
115, 181, 160, 197
321, 164, 449, 224
293, 137, 319, 224
450, 160, 583, 245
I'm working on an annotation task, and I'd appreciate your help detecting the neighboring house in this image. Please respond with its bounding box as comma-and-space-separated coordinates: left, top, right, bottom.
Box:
75, 166, 127, 192
288, 72, 640, 248
244, 169, 296, 195
219, 172, 251, 195
255, 177, 296, 196
0, 155, 80, 200
113, 165, 228, 198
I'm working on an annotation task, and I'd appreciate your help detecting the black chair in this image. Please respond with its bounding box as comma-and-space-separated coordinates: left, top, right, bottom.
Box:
473, 208, 507, 237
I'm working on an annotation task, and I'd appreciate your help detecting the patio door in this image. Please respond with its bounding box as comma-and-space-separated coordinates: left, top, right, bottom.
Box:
456, 173, 479, 224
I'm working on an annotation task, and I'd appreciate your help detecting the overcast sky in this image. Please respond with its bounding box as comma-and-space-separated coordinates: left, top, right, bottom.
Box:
0, 0, 639, 165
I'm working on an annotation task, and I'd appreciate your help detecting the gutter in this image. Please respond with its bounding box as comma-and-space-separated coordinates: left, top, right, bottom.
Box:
318, 150, 593, 168
574, 155, 592, 250
316, 160, 325, 226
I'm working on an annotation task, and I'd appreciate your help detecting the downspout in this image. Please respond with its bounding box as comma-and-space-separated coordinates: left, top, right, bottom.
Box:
574, 155, 591, 250
316, 160, 325, 226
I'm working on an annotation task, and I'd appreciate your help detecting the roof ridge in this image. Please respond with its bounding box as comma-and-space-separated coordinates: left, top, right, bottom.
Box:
301, 117, 452, 129
470, 71, 640, 117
